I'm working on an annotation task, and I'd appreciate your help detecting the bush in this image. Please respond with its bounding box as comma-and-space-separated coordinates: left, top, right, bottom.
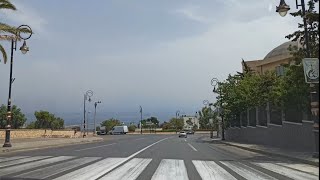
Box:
128, 125, 136, 132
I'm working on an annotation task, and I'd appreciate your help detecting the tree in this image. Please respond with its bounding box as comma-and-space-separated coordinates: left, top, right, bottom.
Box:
100, 118, 121, 132
0, 104, 27, 128
128, 125, 136, 132
28, 111, 64, 129
0, 0, 31, 64
169, 118, 184, 131
186, 119, 193, 126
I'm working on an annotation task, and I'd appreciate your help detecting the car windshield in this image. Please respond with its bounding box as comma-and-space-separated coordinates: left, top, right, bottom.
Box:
0, 1, 319, 180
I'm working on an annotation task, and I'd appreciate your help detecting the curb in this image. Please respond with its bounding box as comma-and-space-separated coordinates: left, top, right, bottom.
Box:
218, 141, 319, 167
0, 138, 104, 155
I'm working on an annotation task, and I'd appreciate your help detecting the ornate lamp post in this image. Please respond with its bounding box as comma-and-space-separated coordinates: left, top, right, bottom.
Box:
139, 106, 143, 134
93, 101, 101, 135
3, 25, 33, 148
83, 90, 93, 138
211, 78, 225, 140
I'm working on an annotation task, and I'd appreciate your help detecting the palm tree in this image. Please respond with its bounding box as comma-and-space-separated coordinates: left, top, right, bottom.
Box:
0, 0, 17, 64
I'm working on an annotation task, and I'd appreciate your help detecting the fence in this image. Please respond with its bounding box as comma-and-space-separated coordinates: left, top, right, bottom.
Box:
226, 102, 317, 152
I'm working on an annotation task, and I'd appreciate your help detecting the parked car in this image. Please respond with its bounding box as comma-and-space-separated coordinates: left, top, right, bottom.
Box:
186, 130, 194, 134
179, 131, 187, 138
110, 126, 129, 135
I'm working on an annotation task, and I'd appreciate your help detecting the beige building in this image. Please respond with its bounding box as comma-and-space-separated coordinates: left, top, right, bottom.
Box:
243, 41, 301, 74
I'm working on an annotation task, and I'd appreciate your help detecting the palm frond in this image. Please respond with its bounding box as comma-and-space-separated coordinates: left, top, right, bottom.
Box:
0, 44, 8, 64
0, 23, 16, 34
0, 0, 16, 10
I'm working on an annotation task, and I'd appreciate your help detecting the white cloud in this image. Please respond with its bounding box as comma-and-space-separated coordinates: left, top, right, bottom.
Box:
174, 5, 213, 24
1, 1, 47, 35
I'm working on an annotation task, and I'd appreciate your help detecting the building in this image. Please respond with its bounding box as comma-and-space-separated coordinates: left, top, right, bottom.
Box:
242, 41, 301, 75
181, 116, 199, 130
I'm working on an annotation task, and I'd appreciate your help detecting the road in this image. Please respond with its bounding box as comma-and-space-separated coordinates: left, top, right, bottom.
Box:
0, 134, 318, 180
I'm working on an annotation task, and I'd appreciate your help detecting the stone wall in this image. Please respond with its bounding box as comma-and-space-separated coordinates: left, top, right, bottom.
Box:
0, 129, 82, 139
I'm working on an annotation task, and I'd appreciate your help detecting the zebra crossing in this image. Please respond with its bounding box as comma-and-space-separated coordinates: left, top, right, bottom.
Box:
0, 155, 318, 180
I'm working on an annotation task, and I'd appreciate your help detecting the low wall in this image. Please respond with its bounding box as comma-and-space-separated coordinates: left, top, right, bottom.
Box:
226, 120, 317, 152
0, 129, 82, 139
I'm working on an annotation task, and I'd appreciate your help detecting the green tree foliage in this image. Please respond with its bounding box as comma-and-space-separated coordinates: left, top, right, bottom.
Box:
128, 125, 136, 132
141, 116, 159, 128
0, 0, 32, 64
100, 118, 121, 132
169, 118, 184, 131
186, 119, 193, 126
198, 106, 217, 129
160, 121, 172, 130
28, 111, 64, 129
0, 104, 27, 128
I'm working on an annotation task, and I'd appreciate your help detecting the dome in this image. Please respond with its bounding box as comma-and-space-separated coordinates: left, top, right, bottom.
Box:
263, 41, 301, 63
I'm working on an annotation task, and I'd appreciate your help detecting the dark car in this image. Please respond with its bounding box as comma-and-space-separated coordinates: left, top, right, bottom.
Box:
186, 130, 194, 134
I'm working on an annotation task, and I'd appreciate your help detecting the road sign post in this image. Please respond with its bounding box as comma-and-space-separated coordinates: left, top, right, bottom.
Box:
302, 58, 319, 157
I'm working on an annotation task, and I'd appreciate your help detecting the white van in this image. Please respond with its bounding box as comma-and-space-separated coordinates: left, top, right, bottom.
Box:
110, 126, 128, 135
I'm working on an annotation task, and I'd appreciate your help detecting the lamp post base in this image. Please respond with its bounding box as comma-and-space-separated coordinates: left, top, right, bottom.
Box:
3, 129, 12, 147
3, 142, 12, 147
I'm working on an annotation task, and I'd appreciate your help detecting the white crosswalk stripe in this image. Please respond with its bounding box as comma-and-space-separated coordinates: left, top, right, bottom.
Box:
152, 159, 189, 180
0, 156, 74, 176
100, 158, 152, 180
0, 155, 319, 180
14, 157, 101, 179
0, 156, 29, 163
53, 157, 126, 180
254, 162, 319, 180
0, 156, 51, 168
220, 161, 276, 180
193, 160, 236, 180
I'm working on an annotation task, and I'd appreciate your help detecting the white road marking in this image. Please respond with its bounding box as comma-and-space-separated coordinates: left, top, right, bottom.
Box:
126, 137, 170, 160
100, 158, 152, 180
221, 161, 276, 180
276, 163, 319, 176
15, 157, 100, 179
187, 143, 197, 151
0, 156, 74, 176
254, 162, 319, 180
192, 160, 236, 180
0, 156, 51, 168
53, 158, 126, 180
0, 156, 29, 162
184, 139, 187, 142
151, 159, 189, 180
74, 143, 116, 151
55, 137, 170, 180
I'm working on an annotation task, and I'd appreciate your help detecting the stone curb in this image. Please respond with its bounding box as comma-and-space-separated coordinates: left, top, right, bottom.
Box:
218, 141, 319, 167
0, 138, 103, 154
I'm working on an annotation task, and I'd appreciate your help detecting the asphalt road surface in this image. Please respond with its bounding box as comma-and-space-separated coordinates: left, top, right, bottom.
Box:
0, 134, 318, 180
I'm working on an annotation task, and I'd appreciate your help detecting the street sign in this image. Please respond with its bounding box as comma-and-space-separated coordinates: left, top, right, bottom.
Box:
302, 58, 319, 83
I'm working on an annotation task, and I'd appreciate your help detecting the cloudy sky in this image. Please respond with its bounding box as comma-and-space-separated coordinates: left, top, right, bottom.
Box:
0, 0, 303, 124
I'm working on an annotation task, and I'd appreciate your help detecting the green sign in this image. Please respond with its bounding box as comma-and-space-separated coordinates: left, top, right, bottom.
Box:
302, 58, 319, 83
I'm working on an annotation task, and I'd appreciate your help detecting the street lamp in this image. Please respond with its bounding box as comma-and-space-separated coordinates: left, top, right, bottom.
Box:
175, 110, 180, 134
83, 90, 93, 138
87, 111, 91, 136
93, 101, 101, 135
276, 0, 310, 57
139, 106, 143, 134
276, 0, 318, 158
276, 0, 291, 17
211, 78, 225, 140
3, 25, 32, 148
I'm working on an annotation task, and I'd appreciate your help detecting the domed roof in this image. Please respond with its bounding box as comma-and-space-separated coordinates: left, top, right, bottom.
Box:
263, 41, 301, 62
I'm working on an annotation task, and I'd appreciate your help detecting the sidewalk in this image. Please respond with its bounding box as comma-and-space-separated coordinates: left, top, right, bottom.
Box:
0, 136, 103, 154
203, 136, 319, 166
